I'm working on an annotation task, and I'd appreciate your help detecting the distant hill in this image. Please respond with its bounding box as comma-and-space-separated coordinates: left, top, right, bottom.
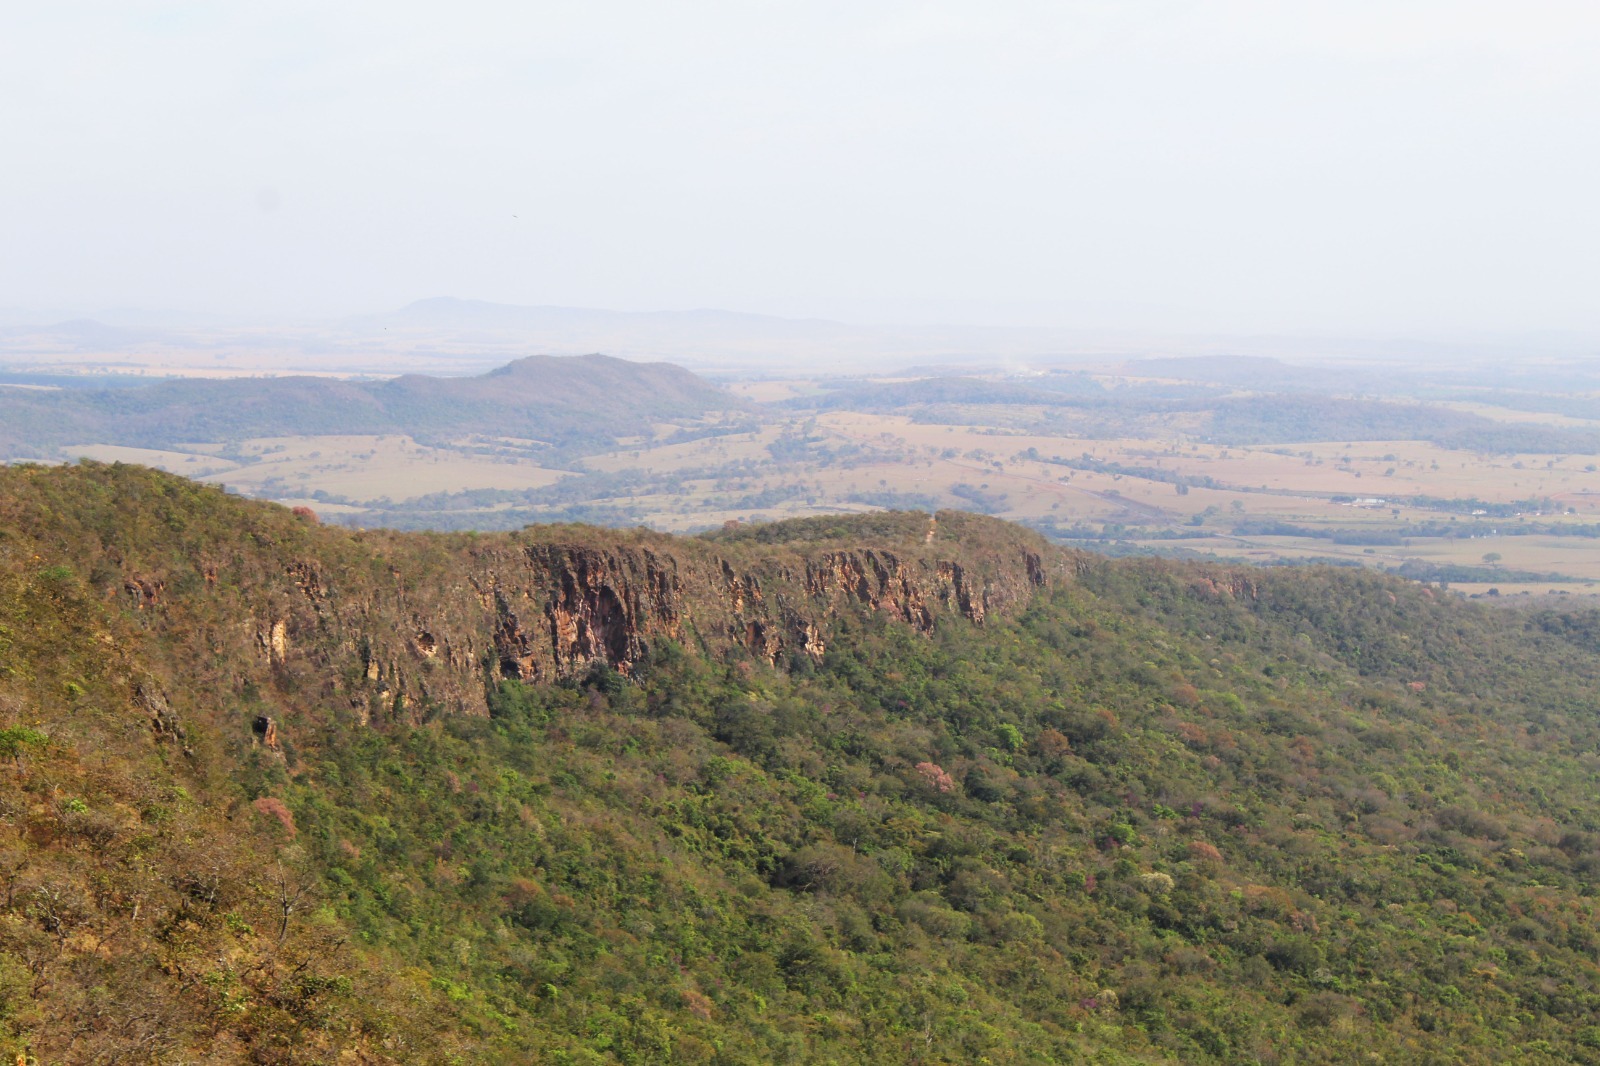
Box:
773, 366, 1600, 453
1205, 394, 1600, 451
0, 353, 749, 457
1121, 354, 1356, 391
343, 297, 1167, 369
365, 297, 854, 340
781, 376, 1101, 412
0, 317, 179, 352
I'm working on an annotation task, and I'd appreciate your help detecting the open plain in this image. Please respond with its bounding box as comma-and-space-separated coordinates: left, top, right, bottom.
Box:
12, 348, 1600, 597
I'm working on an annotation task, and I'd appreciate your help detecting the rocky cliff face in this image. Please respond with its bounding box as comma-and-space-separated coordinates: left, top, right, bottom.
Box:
0, 464, 1063, 734
223, 515, 1059, 725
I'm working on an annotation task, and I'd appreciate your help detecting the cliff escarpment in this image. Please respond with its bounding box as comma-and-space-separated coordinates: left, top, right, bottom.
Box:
0, 463, 1060, 726
12, 462, 1600, 1063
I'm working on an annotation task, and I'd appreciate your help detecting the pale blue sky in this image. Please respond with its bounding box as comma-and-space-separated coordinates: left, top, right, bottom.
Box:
4, 2, 1599, 336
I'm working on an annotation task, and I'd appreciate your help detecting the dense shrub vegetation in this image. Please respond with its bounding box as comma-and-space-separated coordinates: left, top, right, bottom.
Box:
4, 463, 1600, 1062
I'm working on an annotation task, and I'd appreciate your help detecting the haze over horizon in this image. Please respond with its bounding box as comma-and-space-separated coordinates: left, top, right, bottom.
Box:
6, 3, 1600, 343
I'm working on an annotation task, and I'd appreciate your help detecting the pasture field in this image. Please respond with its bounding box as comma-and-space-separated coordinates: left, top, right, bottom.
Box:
57, 412, 1600, 592
66, 435, 572, 504
62, 444, 241, 479
196, 435, 571, 500
28, 358, 1600, 593
1437, 399, 1600, 429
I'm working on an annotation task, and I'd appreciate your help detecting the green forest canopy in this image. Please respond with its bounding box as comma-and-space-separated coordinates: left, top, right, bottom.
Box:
1, 462, 1600, 1062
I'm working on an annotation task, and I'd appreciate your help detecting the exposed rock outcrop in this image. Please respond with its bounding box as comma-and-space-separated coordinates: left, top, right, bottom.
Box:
124, 577, 164, 609
100, 502, 1064, 723
252, 715, 280, 751
1188, 572, 1261, 601
257, 619, 288, 663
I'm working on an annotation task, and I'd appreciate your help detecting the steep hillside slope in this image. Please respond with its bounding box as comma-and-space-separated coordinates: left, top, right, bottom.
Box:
4, 462, 1600, 1063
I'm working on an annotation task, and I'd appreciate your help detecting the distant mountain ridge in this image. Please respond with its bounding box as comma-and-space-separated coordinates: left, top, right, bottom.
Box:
0, 353, 747, 457
0, 317, 180, 351
343, 297, 1175, 369
365, 297, 854, 337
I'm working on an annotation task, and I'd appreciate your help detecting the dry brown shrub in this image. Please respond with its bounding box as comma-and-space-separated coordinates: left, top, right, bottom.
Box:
251, 796, 296, 838
1034, 728, 1073, 760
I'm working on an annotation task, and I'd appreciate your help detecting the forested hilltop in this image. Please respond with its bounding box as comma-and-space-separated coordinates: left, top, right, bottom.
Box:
5, 463, 1600, 1063
0, 353, 746, 459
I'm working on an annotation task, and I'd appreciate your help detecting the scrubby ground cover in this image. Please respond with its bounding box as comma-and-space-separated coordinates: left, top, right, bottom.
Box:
2, 464, 1600, 1060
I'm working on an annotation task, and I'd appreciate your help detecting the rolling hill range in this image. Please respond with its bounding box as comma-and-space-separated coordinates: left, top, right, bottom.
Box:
0, 353, 748, 458
4, 462, 1600, 1061
9, 350, 1600, 597
783, 372, 1600, 454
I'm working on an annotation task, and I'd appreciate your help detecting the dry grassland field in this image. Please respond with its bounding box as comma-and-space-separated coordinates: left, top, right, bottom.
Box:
11, 354, 1600, 597
63, 436, 570, 504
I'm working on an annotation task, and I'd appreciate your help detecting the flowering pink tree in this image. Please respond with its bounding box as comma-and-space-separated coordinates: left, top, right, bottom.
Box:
915, 761, 955, 793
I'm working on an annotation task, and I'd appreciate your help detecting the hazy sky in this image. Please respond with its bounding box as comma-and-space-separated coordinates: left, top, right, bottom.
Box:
5, 2, 1599, 335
